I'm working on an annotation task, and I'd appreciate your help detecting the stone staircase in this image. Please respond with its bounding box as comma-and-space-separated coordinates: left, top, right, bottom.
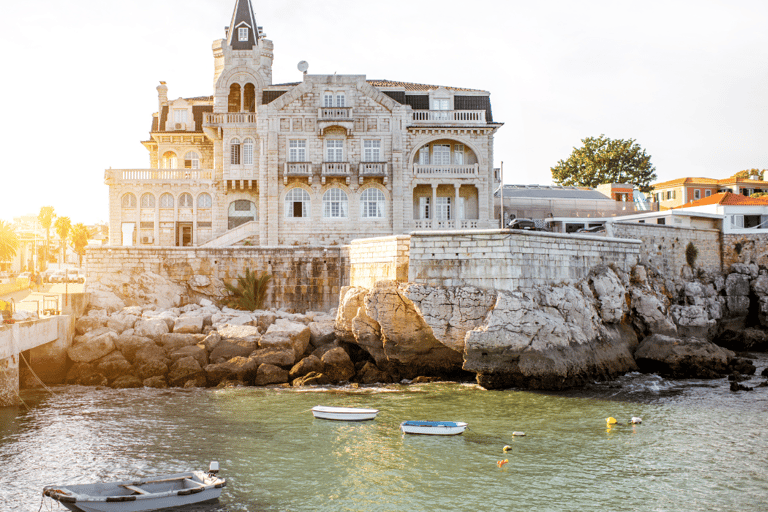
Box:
200, 221, 259, 247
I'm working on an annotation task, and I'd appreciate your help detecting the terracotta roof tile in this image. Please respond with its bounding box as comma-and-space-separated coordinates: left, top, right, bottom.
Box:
675, 192, 768, 208
367, 80, 486, 93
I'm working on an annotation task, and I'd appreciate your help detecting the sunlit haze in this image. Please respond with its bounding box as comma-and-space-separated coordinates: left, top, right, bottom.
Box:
2, 0, 766, 224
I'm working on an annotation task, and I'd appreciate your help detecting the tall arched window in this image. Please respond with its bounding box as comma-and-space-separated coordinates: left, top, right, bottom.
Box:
323, 188, 348, 218
360, 188, 385, 218
161, 151, 178, 169
228, 199, 257, 228
231, 138, 241, 165
197, 193, 212, 209
140, 193, 156, 209
243, 138, 254, 165
122, 193, 137, 208
285, 188, 310, 218
179, 193, 193, 208
184, 151, 200, 169
244, 83, 256, 112
160, 193, 174, 208
228, 83, 241, 112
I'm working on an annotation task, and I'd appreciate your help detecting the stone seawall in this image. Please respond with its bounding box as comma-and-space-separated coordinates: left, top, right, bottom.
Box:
86, 247, 344, 312
405, 230, 641, 291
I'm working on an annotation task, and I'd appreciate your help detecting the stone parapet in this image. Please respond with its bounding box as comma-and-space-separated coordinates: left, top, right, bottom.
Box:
347, 235, 410, 289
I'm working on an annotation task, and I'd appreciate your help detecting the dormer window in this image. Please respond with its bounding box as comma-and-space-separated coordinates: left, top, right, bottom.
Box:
173, 109, 188, 123
238, 27, 248, 41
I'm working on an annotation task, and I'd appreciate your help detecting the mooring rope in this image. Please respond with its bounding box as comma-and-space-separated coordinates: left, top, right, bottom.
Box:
19, 351, 57, 396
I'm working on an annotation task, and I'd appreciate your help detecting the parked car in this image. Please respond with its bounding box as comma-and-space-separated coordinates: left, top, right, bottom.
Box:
507, 218, 536, 230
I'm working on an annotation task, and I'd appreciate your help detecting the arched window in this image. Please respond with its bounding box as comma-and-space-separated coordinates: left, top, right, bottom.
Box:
285, 188, 310, 218
243, 83, 256, 113
122, 193, 137, 208
160, 193, 174, 208
228, 199, 256, 228
179, 193, 193, 208
140, 193, 155, 209
231, 138, 241, 165
360, 188, 385, 219
323, 188, 348, 218
161, 151, 178, 169
197, 193, 212, 209
243, 138, 254, 165
184, 151, 200, 169
228, 83, 241, 113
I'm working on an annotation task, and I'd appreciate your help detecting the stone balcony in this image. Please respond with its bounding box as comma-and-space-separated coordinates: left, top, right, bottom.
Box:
410, 219, 482, 230
358, 162, 388, 184
322, 162, 351, 184
409, 110, 486, 125
203, 112, 258, 126
284, 162, 313, 184
317, 107, 354, 132
413, 163, 479, 178
104, 169, 214, 185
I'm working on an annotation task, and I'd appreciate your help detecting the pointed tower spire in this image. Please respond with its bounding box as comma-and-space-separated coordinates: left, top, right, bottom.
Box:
227, 0, 260, 50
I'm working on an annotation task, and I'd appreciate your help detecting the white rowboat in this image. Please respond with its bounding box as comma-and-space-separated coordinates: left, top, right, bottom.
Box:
311, 405, 379, 421
42, 463, 225, 512
400, 420, 468, 436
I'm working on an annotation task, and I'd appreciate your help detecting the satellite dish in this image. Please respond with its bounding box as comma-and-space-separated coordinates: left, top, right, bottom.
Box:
297, 61, 309, 73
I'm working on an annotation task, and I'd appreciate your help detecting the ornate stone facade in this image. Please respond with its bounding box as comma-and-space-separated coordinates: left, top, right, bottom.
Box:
105, 0, 502, 248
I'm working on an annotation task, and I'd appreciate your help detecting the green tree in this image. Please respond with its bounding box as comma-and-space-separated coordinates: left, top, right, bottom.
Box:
733, 169, 766, 180
69, 223, 90, 267
0, 220, 20, 266
54, 216, 72, 265
551, 135, 657, 193
223, 269, 272, 311
38, 206, 56, 269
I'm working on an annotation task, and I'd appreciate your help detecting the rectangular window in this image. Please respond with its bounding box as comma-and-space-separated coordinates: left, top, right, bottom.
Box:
325, 140, 343, 162
419, 197, 430, 220
436, 197, 451, 221
238, 27, 248, 41
230, 143, 240, 165
694, 189, 701, 200
419, 147, 429, 165
336, 93, 345, 107
454, 144, 464, 165
289, 140, 306, 162
705, 190, 712, 197
243, 142, 253, 165
432, 145, 451, 165
324, 93, 334, 108
432, 99, 449, 110
657, 218, 665, 225
173, 109, 188, 123
363, 140, 380, 162
732, 215, 744, 228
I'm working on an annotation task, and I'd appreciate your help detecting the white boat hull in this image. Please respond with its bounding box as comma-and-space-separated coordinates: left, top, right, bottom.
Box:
311, 405, 379, 421
400, 421, 468, 436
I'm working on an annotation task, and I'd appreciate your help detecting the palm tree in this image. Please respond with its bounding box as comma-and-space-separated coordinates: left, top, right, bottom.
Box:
38, 206, 55, 270
54, 216, 72, 265
223, 269, 271, 311
0, 220, 20, 267
69, 223, 89, 267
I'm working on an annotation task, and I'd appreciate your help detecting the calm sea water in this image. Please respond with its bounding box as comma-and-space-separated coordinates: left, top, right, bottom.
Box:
2, 354, 768, 512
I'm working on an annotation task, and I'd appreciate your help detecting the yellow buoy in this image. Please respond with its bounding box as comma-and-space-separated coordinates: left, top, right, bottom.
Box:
503, 445, 511, 452
606, 417, 617, 425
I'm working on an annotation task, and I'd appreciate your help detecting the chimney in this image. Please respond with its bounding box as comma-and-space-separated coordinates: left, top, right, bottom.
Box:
157, 82, 168, 130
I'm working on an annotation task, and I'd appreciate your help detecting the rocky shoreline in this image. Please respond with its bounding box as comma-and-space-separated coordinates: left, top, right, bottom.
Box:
46, 262, 768, 391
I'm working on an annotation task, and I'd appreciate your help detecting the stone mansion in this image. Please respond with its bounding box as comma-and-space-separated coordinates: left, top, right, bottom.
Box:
105, 0, 503, 247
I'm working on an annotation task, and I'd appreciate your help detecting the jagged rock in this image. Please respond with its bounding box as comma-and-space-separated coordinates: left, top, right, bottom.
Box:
133, 345, 170, 379
730, 382, 753, 392
200, 331, 222, 352
76, 315, 105, 335
714, 328, 768, 352
173, 316, 204, 334
68, 330, 118, 363
218, 324, 261, 342
133, 318, 170, 339
254, 311, 277, 332
634, 334, 734, 378
204, 356, 261, 385
630, 289, 677, 336
209, 340, 257, 364
589, 267, 627, 323
142, 376, 168, 388
158, 333, 207, 354
289, 355, 324, 380
114, 334, 156, 364
111, 375, 143, 389
260, 319, 311, 361
94, 351, 133, 382
86, 286, 126, 314
728, 357, 756, 375
309, 320, 336, 348
335, 287, 368, 343
169, 345, 208, 368
250, 347, 295, 367
183, 376, 207, 388
107, 313, 139, 335
167, 356, 205, 387
356, 362, 392, 384
730, 263, 758, 278
668, 305, 717, 340
292, 371, 332, 387
350, 306, 386, 366
255, 364, 289, 386
320, 347, 355, 383
65, 363, 108, 386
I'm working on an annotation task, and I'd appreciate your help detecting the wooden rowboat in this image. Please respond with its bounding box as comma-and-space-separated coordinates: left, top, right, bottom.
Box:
400, 420, 468, 436
42, 462, 225, 512
311, 405, 379, 421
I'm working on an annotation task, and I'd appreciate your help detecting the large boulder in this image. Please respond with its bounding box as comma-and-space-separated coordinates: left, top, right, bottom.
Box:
111, 375, 143, 389
356, 362, 393, 385
630, 289, 677, 337
260, 319, 311, 361
309, 320, 336, 348
86, 286, 126, 314
75, 315, 105, 335
143, 376, 168, 388
167, 356, 205, 387
335, 287, 368, 343
65, 363, 108, 386
289, 355, 324, 380
173, 316, 204, 334
320, 347, 355, 383
68, 331, 118, 364
107, 313, 139, 335
668, 305, 717, 340
94, 351, 134, 382
209, 340, 257, 364
255, 364, 290, 386
634, 334, 734, 378
158, 333, 207, 354
133, 344, 170, 379
114, 334, 156, 364
133, 318, 170, 339
204, 356, 260, 385
250, 346, 295, 367
292, 371, 332, 387
169, 345, 208, 368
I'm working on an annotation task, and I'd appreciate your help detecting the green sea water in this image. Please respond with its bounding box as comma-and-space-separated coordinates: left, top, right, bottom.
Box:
1, 359, 767, 512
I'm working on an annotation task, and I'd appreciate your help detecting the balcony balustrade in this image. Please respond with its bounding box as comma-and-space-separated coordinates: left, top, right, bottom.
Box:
104, 169, 213, 184
358, 162, 388, 184
319, 107, 353, 120
322, 162, 351, 185
284, 162, 313, 184
411, 219, 480, 230
410, 110, 486, 124
414, 163, 479, 177
203, 112, 257, 125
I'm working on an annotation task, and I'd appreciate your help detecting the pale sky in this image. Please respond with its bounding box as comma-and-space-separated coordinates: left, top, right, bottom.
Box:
1, 0, 766, 225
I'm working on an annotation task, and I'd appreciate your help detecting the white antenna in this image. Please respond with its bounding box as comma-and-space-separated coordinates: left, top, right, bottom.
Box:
297, 61, 309, 74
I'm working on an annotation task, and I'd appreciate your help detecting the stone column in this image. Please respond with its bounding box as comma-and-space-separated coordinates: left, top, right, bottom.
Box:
431, 183, 438, 224
454, 183, 460, 222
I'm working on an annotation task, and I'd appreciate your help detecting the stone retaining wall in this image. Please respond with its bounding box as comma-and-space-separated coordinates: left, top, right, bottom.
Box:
406, 230, 641, 292
86, 247, 344, 312
723, 233, 768, 269
347, 235, 410, 289
611, 222, 722, 277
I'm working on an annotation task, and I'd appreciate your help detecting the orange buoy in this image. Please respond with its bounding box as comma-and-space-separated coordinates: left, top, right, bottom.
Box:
497, 459, 509, 468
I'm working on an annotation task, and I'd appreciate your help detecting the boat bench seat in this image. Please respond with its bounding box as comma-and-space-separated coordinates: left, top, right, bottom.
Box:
120, 484, 149, 495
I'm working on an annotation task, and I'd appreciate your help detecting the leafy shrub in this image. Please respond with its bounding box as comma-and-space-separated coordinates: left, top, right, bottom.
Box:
686, 242, 699, 268
223, 269, 272, 311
